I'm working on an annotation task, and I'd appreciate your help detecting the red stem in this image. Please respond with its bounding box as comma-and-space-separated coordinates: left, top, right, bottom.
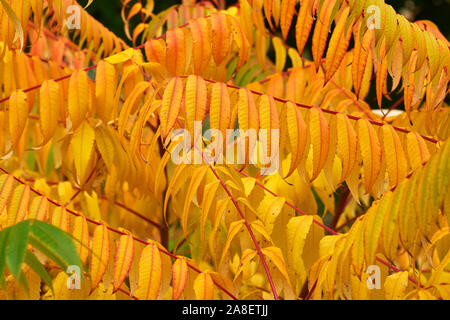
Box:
172, 118, 279, 300
23, 177, 163, 230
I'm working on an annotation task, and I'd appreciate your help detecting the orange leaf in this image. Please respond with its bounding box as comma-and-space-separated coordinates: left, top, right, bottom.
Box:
172, 258, 188, 300
113, 234, 135, 292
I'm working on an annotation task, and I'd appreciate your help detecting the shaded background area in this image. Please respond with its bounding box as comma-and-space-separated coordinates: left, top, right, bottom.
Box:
86, 0, 450, 45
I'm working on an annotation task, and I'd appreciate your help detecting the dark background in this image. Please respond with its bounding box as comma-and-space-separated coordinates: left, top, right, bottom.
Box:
85, 0, 450, 46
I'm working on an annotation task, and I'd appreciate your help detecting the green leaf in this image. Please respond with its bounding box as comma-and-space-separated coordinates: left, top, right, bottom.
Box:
24, 250, 53, 292
0, 220, 82, 296
5, 221, 30, 278
29, 220, 83, 273
0, 227, 12, 291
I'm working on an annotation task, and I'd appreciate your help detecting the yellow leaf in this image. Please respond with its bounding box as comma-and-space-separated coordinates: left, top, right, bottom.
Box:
118, 81, 151, 138
39, 80, 61, 146
70, 121, 95, 185
0, 0, 24, 51
285, 101, 308, 178
325, 7, 352, 82
384, 272, 409, 300
264, 196, 285, 235
210, 82, 231, 148
51, 206, 69, 232
272, 37, 286, 73
185, 75, 207, 138
95, 60, 117, 123
287, 215, 313, 294
353, 26, 374, 98
90, 224, 110, 291
135, 243, 162, 300
220, 219, 245, 267
182, 166, 208, 237
258, 95, 280, 163
28, 196, 48, 221
238, 88, 259, 164
357, 119, 382, 195
193, 272, 214, 300
7, 184, 30, 226
0, 174, 15, 218
52, 271, 90, 300
364, 193, 392, 266
200, 181, 220, 244
68, 71, 90, 131
336, 113, 358, 182
406, 132, 430, 171
382, 125, 408, 189
8, 90, 28, 149
73, 215, 90, 264
104, 48, 136, 65
160, 77, 184, 140
261, 246, 291, 287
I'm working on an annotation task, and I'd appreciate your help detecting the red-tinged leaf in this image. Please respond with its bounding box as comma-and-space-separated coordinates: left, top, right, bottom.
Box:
382, 125, 408, 189
406, 132, 430, 171
113, 233, 135, 292
309, 107, 330, 181
72, 215, 90, 264
238, 88, 260, 164
352, 26, 374, 98
210, 82, 231, 148
144, 39, 166, 65
258, 95, 280, 163
280, 0, 297, 40
7, 184, 31, 226
90, 224, 110, 291
51, 206, 69, 233
160, 77, 184, 140
357, 119, 382, 195
295, 0, 314, 56
336, 114, 358, 182
376, 40, 389, 109
185, 75, 207, 139
311, 0, 336, 69
285, 101, 309, 178
325, 7, 352, 82
211, 13, 231, 66
135, 243, 162, 300
172, 258, 188, 300
166, 28, 186, 76
189, 17, 212, 75
28, 196, 48, 221
0, 175, 15, 217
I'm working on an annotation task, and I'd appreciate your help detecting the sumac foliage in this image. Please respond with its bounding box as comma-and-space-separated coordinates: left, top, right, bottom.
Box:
0, 0, 449, 300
